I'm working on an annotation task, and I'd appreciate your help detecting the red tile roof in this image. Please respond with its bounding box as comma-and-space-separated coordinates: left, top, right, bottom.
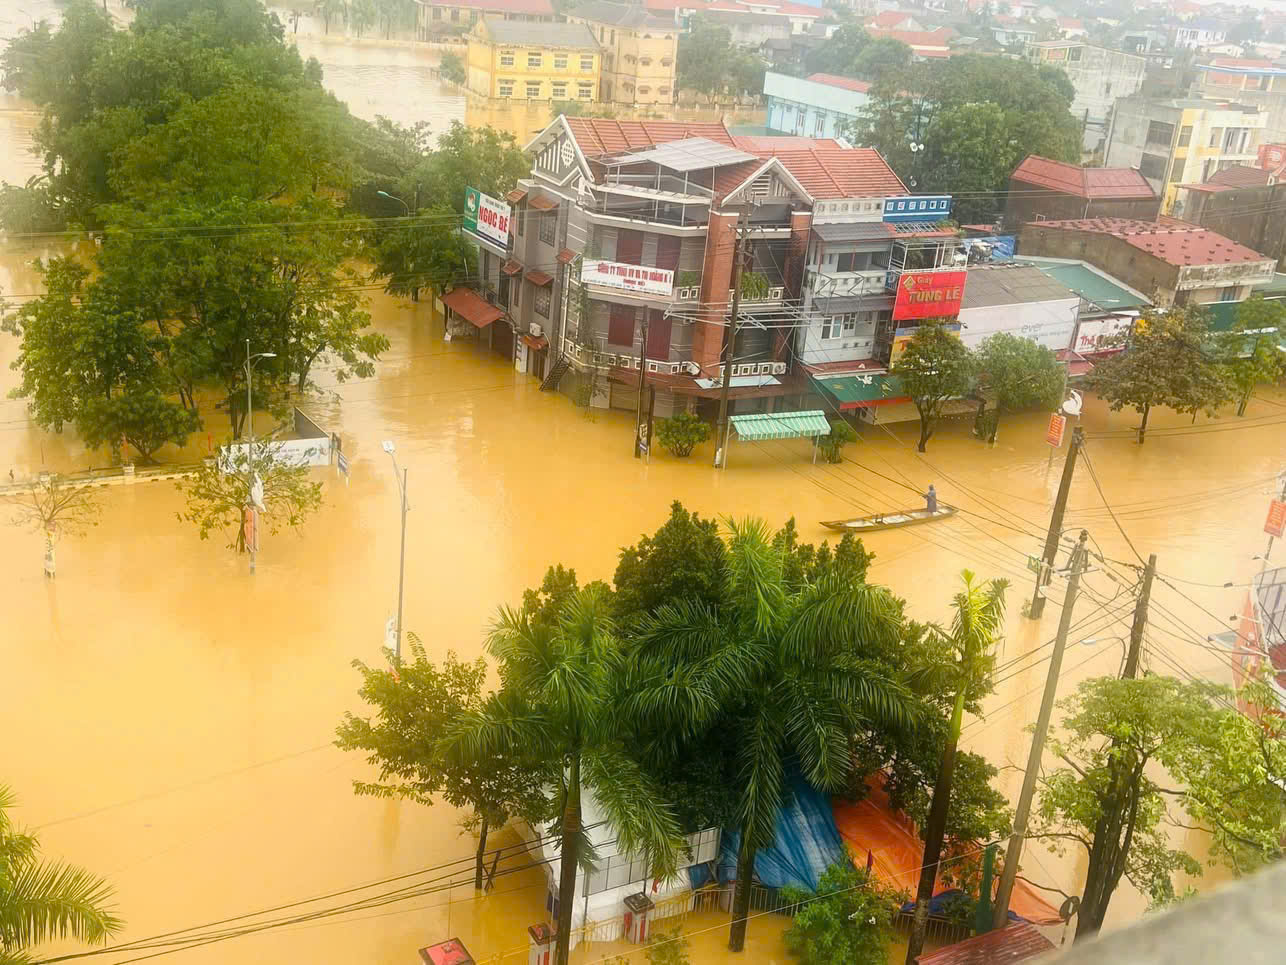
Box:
1057, 16, 1083, 28
865, 26, 953, 47
732, 134, 847, 150
426, 0, 554, 15
917, 923, 1055, 965
1012, 155, 1156, 200
870, 10, 915, 27
762, 147, 907, 200
703, 0, 822, 16
804, 72, 872, 93
1206, 164, 1273, 188
1027, 218, 1272, 267
564, 118, 735, 156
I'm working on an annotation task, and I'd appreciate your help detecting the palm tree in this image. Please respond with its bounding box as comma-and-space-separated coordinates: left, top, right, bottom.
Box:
313, 0, 346, 35
1, 785, 123, 964
441, 586, 684, 965
631, 519, 917, 952
904, 572, 1008, 965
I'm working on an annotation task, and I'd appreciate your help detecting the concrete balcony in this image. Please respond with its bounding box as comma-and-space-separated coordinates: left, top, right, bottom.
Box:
804, 268, 889, 300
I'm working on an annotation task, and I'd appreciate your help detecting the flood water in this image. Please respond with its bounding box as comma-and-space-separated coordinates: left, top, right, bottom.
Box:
2, 10, 1284, 965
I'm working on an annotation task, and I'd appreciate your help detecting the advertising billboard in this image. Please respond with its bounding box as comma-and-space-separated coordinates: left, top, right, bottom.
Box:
892, 269, 967, 321
580, 259, 674, 297
883, 195, 952, 224
463, 187, 511, 247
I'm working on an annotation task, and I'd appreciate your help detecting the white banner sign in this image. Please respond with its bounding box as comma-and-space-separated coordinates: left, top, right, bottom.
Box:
1072, 315, 1132, 354
464, 187, 512, 247
581, 259, 674, 297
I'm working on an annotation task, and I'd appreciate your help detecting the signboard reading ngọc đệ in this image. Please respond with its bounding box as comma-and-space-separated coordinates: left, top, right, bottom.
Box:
580, 259, 674, 297
463, 187, 511, 247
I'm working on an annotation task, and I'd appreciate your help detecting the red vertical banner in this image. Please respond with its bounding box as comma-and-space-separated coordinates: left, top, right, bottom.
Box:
1265, 500, 1286, 538
1045, 413, 1067, 448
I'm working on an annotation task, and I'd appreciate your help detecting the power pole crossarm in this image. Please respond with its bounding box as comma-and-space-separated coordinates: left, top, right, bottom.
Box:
994, 529, 1091, 928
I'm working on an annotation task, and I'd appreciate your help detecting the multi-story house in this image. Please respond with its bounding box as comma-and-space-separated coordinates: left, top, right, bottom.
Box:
1006, 155, 1160, 226
762, 72, 871, 138
413, 0, 553, 40
1104, 96, 1267, 212
473, 117, 958, 420
563, 1, 679, 106
465, 20, 601, 101
1174, 18, 1227, 50
1024, 41, 1147, 150
1192, 59, 1286, 145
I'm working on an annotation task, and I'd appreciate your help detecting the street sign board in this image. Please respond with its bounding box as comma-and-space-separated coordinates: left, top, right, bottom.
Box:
463, 187, 511, 247
637, 422, 649, 454
1027, 555, 1043, 575
336, 449, 350, 484
891, 269, 967, 321
1045, 413, 1067, 448
1266, 499, 1286, 538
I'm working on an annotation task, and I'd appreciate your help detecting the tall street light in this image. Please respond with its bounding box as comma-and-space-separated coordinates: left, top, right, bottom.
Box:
244, 340, 276, 573
377, 190, 411, 216
382, 440, 409, 666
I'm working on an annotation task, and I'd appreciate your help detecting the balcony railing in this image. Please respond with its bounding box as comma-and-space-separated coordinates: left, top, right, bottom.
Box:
602, 172, 714, 199
805, 268, 889, 299
584, 197, 711, 228
561, 339, 789, 379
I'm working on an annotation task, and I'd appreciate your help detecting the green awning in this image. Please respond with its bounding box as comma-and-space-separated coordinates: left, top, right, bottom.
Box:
730, 410, 831, 441
814, 373, 906, 409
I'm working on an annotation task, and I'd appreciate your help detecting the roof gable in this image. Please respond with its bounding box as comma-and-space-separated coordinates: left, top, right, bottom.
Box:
563, 118, 735, 157
1012, 155, 1156, 200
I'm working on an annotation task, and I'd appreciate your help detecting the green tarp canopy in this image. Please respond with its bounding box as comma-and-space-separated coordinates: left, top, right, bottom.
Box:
729, 410, 832, 441
815, 373, 905, 408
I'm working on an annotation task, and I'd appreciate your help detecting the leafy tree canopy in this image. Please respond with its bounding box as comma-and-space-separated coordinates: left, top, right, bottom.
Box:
975, 333, 1064, 442
892, 322, 977, 451
677, 20, 768, 97
1216, 296, 1286, 416
782, 862, 902, 965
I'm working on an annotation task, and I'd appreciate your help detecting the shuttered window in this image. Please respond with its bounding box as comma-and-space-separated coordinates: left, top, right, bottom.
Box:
655, 235, 681, 271
645, 310, 672, 359
607, 304, 635, 347
616, 229, 643, 265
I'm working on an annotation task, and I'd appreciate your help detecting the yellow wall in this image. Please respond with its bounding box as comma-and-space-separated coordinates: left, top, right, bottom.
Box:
567, 16, 678, 105
466, 22, 602, 101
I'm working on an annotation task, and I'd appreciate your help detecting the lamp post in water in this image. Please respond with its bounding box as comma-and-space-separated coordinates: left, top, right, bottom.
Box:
382, 440, 409, 666
244, 340, 276, 573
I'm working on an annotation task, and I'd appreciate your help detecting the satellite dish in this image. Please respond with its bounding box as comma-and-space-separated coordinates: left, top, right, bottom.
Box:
1062, 390, 1083, 417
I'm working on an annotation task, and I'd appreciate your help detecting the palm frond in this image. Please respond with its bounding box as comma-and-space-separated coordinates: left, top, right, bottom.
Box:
486, 605, 559, 693
630, 600, 727, 664
582, 749, 684, 881
619, 661, 722, 739
736, 708, 787, 852
723, 517, 787, 639
949, 572, 1009, 667
779, 577, 903, 665
438, 694, 556, 765
1, 860, 122, 949
777, 673, 850, 791
825, 659, 918, 733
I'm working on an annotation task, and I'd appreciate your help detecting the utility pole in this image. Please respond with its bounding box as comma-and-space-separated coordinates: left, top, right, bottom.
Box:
714, 214, 748, 469
634, 312, 650, 458
382, 441, 410, 667
243, 340, 276, 574
1029, 426, 1084, 619
994, 529, 1090, 928
1123, 553, 1157, 679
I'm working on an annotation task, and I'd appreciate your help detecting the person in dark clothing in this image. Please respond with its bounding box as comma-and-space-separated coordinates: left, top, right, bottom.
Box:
925, 484, 938, 514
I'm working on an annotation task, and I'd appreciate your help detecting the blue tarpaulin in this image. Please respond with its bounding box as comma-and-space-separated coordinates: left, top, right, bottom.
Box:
690, 775, 847, 892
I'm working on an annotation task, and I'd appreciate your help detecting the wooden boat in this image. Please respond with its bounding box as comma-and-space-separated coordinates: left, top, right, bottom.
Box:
820, 504, 958, 533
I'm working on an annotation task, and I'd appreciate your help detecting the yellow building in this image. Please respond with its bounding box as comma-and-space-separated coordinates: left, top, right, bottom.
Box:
563, 0, 679, 106
466, 19, 602, 102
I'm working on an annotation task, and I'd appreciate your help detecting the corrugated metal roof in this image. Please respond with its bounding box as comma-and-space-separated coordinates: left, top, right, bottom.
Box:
614, 137, 758, 171
1025, 218, 1273, 267
565, 118, 735, 156
730, 409, 831, 440
1019, 258, 1152, 312
962, 263, 1077, 309
565, 0, 673, 28
917, 923, 1054, 965
1011, 154, 1156, 200
811, 221, 895, 242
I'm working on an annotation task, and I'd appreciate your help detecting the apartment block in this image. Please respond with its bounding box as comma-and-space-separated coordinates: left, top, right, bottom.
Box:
563, 1, 679, 106
466, 20, 601, 101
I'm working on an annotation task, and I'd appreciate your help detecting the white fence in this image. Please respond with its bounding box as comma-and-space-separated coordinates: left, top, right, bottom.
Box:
216, 407, 332, 474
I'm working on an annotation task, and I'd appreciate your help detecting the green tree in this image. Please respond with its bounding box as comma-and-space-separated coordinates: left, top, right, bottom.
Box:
415, 122, 530, 216
817, 419, 856, 463
975, 333, 1065, 444
335, 638, 551, 889
1, 784, 123, 962
904, 573, 1007, 965
314, 0, 347, 34
372, 204, 477, 302
1086, 307, 1231, 444
440, 585, 685, 965
851, 36, 912, 80
677, 20, 766, 97
892, 322, 977, 452
654, 411, 711, 458
2, 475, 102, 576
1217, 296, 1286, 416
612, 500, 727, 625
438, 50, 466, 85
782, 862, 901, 965
631, 518, 914, 951
348, 0, 377, 36
175, 435, 324, 554
804, 23, 869, 76
1032, 674, 1286, 940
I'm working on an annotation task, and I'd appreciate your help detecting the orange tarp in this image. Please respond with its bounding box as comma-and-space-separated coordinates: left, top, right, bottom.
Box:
832, 777, 1062, 926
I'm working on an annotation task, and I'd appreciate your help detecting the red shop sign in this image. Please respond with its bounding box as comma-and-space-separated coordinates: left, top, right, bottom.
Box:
1265, 500, 1286, 538
892, 269, 968, 321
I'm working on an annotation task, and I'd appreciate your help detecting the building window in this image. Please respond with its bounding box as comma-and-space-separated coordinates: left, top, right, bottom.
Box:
552, 83, 567, 99
528, 52, 542, 69
1209, 126, 1223, 148
842, 314, 857, 334
639, 86, 650, 94
500, 51, 515, 67
814, 113, 824, 135
610, 29, 616, 43
432, 6, 442, 19
1145, 120, 1175, 146
450, 7, 459, 21
821, 316, 840, 340
581, 54, 594, 70
1138, 153, 1167, 181
554, 53, 567, 69
578, 82, 593, 100
1218, 286, 1238, 302
661, 57, 673, 66
498, 80, 514, 97
640, 57, 652, 66
526, 81, 541, 98
516, 208, 525, 236
659, 86, 670, 95
534, 286, 551, 317
539, 213, 556, 245
1178, 124, 1192, 146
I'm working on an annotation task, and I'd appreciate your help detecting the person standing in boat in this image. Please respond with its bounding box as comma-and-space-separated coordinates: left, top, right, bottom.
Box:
925, 484, 938, 514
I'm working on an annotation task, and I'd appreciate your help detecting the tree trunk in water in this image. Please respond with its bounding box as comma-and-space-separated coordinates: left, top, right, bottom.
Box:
474, 815, 490, 891
554, 761, 581, 965
905, 686, 967, 965
973, 398, 986, 437
1137, 405, 1150, 445
987, 408, 1001, 445
728, 835, 757, 951
917, 418, 931, 453
1238, 390, 1251, 417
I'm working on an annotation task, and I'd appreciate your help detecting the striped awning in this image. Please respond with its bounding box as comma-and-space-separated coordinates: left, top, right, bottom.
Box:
730, 409, 831, 441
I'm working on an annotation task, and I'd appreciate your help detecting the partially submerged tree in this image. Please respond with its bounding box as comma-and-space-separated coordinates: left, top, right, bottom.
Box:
612, 501, 727, 625
1, 783, 123, 961
335, 636, 551, 889
3, 475, 102, 577
975, 333, 1065, 443
782, 862, 902, 965
1086, 307, 1230, 443
1032, 674, 1286, 939
892, 321, 977, 452
175, 437, 323, 555
1216, 296, 1286, 416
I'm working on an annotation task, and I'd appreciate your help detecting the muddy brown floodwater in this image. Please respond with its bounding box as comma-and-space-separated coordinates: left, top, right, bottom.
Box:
2, 15, 1284, 965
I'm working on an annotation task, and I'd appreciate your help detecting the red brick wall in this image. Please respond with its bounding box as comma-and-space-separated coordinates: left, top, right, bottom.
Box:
693, 211, 739, 373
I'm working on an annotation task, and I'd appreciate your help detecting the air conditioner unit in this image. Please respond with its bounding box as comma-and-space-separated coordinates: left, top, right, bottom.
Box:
734, 363, 755, 377
604, 354, 618, 367
757, 362, 773, 375
772, 362, 787, 375
529, 323, 544, 337
632, 356, 643, 369
647, 361, 662, 373
683, 361, 700, 376
669, 362, 682, 375
768, 287, 784, 300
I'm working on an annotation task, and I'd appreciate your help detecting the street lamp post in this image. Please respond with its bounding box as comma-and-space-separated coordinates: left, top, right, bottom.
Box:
382, 440, 409, 666
377, 190, 411, 216
244, 340, 276, 573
